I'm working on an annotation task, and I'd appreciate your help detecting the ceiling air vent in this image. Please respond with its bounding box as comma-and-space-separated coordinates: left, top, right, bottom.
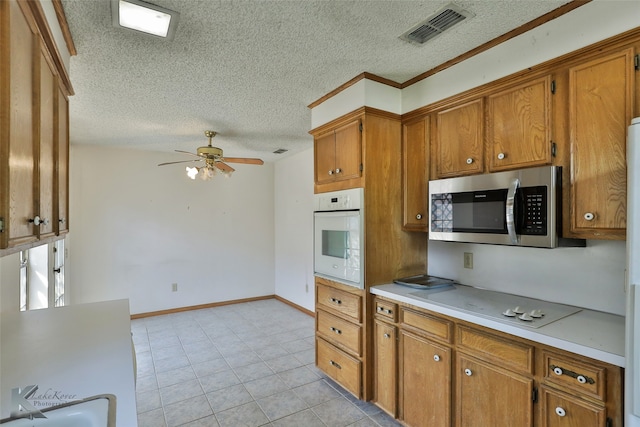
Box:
273, 148, 288, 154
400, 3, 474, 45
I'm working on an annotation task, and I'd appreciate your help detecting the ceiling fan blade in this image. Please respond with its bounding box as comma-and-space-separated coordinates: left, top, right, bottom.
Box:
158, 159, 203, 166
174, 149, 202, 157
223, 157, 264, 165
215, 161, 236, 173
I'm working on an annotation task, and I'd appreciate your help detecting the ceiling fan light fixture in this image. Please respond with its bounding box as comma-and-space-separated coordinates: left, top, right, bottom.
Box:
111, 0, 180, 40
186, 166, 199, 179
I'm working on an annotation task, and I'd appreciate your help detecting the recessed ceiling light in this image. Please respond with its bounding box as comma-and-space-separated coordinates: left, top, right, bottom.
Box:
111, 0, 180, 40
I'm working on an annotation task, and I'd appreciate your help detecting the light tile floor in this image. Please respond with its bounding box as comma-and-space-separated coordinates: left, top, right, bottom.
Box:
132, 298, 402, 427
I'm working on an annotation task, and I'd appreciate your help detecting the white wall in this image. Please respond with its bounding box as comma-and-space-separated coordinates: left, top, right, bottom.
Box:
68, 145, 275, 315
0, 253, 21, 313
274, 148, 315, 312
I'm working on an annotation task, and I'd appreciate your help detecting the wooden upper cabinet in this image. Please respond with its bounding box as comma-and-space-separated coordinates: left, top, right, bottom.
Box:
436, 99, 484, 178
56, 87, 70, 235
0, 0, 39, 249
487, 76, 553, 172
568, 49, 633, 238
402, 117, 430, 231
38, 45, 56, 239
314, 119, 362, 187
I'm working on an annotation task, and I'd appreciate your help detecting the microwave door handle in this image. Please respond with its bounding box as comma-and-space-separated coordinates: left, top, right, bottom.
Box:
506, 178, 520, 245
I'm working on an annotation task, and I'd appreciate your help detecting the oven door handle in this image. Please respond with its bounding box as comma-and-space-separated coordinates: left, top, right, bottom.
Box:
506, 178, 520, 245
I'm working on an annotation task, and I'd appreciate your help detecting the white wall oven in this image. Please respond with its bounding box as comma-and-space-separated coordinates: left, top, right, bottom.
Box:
313, 188, 364, 289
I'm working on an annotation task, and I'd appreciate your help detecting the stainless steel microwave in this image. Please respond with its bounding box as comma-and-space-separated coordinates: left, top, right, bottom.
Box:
428, 166, 584, 248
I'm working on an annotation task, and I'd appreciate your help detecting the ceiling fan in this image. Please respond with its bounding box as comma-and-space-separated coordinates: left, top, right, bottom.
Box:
158, 130, 264, 180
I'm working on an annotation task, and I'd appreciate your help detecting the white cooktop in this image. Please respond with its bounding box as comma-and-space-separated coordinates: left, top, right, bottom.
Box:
410, 285, 581, 329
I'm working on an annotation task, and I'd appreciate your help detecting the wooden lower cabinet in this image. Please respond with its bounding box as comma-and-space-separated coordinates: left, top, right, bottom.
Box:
370, 299, 623, 427
457, 353, 534, 427
400, 330, 451, 427
316, 336, 361, 396
373, 320, 397, 417
540, 386, 606, 427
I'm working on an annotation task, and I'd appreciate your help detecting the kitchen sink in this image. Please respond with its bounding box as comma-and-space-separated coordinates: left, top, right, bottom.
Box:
0, 394, 116, 427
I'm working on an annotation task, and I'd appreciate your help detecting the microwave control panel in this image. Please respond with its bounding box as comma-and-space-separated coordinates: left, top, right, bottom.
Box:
520, 186, 547, 235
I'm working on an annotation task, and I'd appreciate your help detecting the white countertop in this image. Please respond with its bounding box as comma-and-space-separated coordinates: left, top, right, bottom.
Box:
371, 283, 625, 368
0, 299, 137, 424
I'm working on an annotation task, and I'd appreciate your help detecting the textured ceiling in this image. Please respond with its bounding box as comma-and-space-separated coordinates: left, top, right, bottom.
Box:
61, 0, 571, 162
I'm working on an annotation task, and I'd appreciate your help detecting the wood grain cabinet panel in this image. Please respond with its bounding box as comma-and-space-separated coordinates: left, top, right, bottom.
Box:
456, 353, 533, 427
487, 76, 553, 172
540, 386, 606, 427
568, 48, 634, 238
55, 87, 69, 235
1, 0, 39, 249
373, 320, 397, 417
402, 117, 430, 231
37, 45, 56, 239
436, 98, 484, 177
316, 336, 361, 397
316, 309, 362, 356
400, 330, 451, 427
316, 280, 362, 322
313, 119, 362, 187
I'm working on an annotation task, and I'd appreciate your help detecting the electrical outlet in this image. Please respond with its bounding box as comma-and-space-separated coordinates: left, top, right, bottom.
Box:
464, 252, 473, 269
172, 283, 178, 292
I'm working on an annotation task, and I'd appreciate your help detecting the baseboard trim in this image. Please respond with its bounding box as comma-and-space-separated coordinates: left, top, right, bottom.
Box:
130, 295, 275, 319
130, 294, 316, 319
274, 295, 315, 318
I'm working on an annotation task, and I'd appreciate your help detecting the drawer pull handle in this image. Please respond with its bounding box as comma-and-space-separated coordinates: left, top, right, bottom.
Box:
376, 307, 392, 314
464, 368, 472, 376
329, 298, 342, 305
550, 364, 595, 385
330, 327, 342, 335
329, 360, 342, 369
555, 407, 566, 417
434, 355, 440, 362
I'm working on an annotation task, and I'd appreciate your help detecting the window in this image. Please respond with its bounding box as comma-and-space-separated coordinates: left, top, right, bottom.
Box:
19, 240, 66, 311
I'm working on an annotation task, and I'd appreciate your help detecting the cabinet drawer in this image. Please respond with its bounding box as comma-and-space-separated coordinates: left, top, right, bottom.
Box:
400, 307, 452, 343
317, 337, 361, 398
542, 351, 606, 401
316, 283, 362, 322
540, 385, 606, 427
374, 298, 398, 322
316, 309, 362, 356
456, 325, 534, 374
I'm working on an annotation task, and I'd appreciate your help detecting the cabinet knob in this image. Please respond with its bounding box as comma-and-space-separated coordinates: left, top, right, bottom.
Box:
383, 333, 391, 339
577, 375, 587, 384
553, 367, 563, 376
464, 368, 473, 376
584, 212, 595, 221
466, 157, 474, 165
328, 170, 334, 175
28, 216, 43, 226
335, 168, 342, 174
416, 213, 422, 220
433, 355, 440, 362
59, 218, 66, 224
497, 152, 505, 160
555, 407, 566, 417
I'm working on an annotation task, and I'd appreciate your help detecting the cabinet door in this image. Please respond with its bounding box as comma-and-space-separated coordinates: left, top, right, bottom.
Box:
314, 130, 336, 185
457, 354, 533, 427
540, 386, 606, 427
0, 0, 39, 248
488, 76, 552, 171
569, 49, 633, 237
402, 117, 429, 231
333, 119, 362, 181
55, 87, 69, 235
38, 45, 56, 239
436, 99, 484, 177
374, 320, 397, 417
400, 330, 451, 427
